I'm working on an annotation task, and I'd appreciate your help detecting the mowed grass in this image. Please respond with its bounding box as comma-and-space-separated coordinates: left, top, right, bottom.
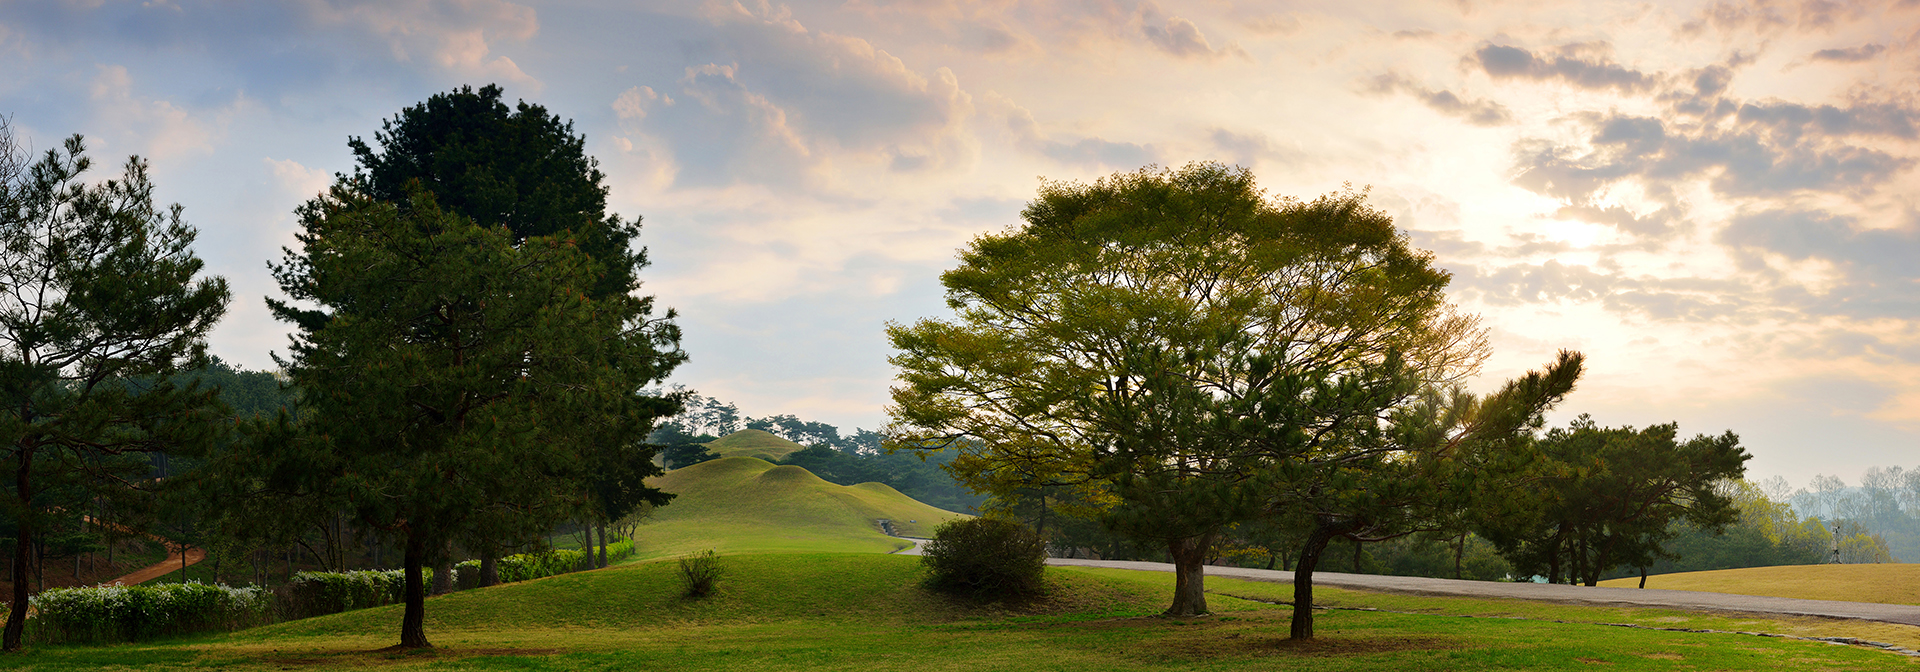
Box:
631, 457, 967, 560
10, 553, 1920, 671
701, 429, 807, 462
1597, 564, 1920, 606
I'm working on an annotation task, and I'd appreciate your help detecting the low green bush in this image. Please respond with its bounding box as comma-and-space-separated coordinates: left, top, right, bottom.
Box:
28, 582, 272, 644
921, 517, 1047, 598
280, 568, 442, 620
678, 550, 722, 598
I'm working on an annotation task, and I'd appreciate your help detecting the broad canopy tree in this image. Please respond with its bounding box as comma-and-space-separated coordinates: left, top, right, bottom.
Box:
0, 127, 230, 651
887, 163, 1518, 619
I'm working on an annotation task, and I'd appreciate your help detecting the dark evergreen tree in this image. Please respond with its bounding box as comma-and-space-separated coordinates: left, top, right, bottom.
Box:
0, 127, 230, 651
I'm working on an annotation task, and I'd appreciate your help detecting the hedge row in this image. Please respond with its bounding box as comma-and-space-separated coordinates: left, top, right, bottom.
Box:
27, 582, 273, 645
18, 537, 636, 644
454, 537, 634, 589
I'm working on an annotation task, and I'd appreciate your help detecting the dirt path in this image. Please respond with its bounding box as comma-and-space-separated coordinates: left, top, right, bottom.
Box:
1046, 558, 1920, 626
108, 545, 207, 586
82, 516, 208, 586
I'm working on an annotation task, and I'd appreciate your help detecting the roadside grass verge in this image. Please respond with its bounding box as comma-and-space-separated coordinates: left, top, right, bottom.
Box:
1598, 564, 1920, 606
6, 554, 1918, 670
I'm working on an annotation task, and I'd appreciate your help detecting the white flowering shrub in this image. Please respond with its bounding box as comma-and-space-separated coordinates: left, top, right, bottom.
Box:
28, 581, 272, 644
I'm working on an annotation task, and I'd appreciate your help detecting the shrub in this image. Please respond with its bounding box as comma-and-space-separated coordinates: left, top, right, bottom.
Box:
29, 582, 272, 644
678, 550, 722, 598
921, 517, 1047, 598
279, 569, 429, 620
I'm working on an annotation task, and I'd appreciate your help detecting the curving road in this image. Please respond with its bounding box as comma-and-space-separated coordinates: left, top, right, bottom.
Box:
1046, 558, 1920, 626
895, 535, 1920, 625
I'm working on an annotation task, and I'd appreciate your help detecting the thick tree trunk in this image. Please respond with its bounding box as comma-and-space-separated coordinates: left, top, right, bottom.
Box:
479, 554, 499, 587
431, 540, 453, 596
398, 531, 431, 649
1290, 524, 1340, 640
596, 523, 608, 569
1164, 533, 1214, 616
4, 448, 33, 652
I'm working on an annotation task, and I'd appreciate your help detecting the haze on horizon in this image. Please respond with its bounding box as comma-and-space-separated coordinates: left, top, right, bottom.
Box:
1, 0, 1914, 489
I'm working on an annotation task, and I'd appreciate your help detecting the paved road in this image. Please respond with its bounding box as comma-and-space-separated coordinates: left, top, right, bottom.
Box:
1047, 558, 1920, 626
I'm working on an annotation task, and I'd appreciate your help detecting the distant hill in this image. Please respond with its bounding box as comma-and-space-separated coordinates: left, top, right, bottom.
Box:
702, 429, 807, 462
632, 457, 967, 561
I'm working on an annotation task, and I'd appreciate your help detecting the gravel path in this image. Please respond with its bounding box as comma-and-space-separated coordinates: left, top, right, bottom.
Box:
1046, 558, 1920, 626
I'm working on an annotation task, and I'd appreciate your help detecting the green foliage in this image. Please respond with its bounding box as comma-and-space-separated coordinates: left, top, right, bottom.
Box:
922, 518, 1047, 598
26, 582, 270, 644
1480, 415, 1750, 585
887, 162, 1508, 621
677, 550, 722, 598
453, 537, 633, 590
0, 125, 231, 650
282, 569, 419, 620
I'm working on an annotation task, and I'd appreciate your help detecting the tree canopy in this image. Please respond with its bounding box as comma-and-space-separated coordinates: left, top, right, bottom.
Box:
0, 127, 230, 651
887, 163, 1492, 618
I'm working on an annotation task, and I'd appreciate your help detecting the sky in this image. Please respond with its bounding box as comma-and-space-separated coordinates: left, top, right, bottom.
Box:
1, 0, 1915, 491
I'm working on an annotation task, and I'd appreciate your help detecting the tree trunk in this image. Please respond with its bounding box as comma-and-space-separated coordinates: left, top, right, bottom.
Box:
431, 540, 453, 596
1164, 533, 1213, 616
1453, 533, 1465, 579
398, 530, 431, 649
1290, 523, 1340, 640
596, 523, 608, 569
4, 447, 32, 652
479, 554, 499, 587
1638, 566, 1647, 589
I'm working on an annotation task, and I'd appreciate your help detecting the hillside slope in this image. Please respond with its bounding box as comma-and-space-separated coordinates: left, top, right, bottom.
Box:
633, 457, 967, 560
701, 429, 806, 461
1597, 564, 1920, 605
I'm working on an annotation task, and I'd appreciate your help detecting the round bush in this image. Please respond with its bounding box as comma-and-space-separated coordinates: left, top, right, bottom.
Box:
921, 517, 1047, 597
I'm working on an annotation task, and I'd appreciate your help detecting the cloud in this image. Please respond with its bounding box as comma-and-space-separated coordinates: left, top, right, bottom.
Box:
264, 157, 331, 202
1369, 73, 1511, 126
994, 94, 1156, 168
0, 0, 543, 95
1510, 112, 1913, 204
85, 64, 218, 160
1735, 101, 1918, 141
1719, 208, 1920, 319
1471, 43, 1658, 93
1810, 44, 1886, 62
1207, 128, 1305, 168
615, 5, 978, 189
1137, 2, 1247, 60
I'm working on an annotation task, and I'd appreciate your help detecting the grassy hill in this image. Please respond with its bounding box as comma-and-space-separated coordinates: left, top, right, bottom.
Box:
631, 456, 966, 560
702, 428, 807, 461
1597, 564, 1920, 604
22, 554, 1920, 670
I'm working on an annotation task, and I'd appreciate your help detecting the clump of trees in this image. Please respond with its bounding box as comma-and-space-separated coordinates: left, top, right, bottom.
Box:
0, 85, 688, 653
885, 162, 1751, 639
0, 121, 231, 651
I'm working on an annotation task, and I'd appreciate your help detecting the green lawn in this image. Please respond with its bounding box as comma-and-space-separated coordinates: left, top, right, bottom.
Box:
701, 429, 808, 462
9, 553, 1919, 670
632, 456, 967, 559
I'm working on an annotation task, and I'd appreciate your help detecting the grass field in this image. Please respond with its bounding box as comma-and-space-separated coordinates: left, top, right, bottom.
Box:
701, 429, 808, 462
1598, 564, 1920, 605
631, 456, 968, 560
10, 553, 1920, 670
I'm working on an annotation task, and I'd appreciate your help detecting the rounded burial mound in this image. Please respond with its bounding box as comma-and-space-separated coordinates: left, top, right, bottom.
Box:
634, 457, 966, 559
